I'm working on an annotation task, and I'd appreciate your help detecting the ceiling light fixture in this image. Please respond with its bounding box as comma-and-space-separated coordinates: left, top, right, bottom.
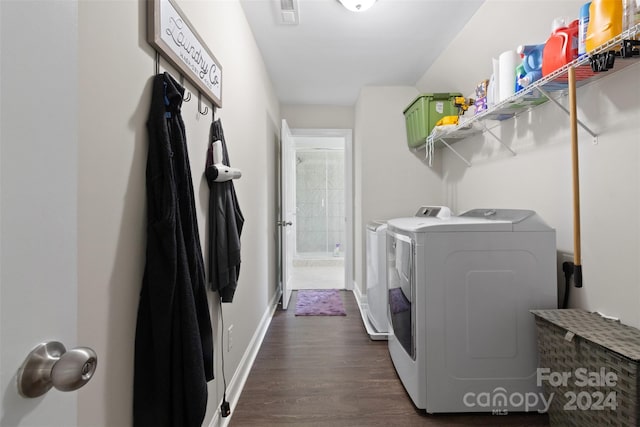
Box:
338, 0, 377, 12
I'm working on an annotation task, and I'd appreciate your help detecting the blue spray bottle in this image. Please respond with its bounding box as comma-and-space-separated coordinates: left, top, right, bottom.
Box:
516, 44, 544, 89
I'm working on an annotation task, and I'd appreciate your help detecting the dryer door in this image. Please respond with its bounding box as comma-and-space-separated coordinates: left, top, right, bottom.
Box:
387, 231, 415, 359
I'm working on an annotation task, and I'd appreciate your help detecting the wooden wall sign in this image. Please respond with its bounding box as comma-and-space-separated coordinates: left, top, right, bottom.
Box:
148, 0, 222, 108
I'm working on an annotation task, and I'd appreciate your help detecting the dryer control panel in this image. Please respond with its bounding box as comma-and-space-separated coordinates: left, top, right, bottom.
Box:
415, 206, 451, 218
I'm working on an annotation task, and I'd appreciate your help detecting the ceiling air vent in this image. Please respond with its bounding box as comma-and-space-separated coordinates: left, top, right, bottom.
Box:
276, 0, 299, 25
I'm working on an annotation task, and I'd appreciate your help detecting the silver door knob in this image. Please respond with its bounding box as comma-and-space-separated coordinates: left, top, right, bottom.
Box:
17, 341, 98, 398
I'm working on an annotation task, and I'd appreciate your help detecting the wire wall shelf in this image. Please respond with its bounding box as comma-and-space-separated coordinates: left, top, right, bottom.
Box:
424, 23, 640, 167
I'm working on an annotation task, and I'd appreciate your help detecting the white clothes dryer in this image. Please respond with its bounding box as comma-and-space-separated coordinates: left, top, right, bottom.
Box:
386, 209, 557, 413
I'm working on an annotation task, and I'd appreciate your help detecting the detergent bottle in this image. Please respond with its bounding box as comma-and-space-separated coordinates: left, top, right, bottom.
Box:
542, 19, 579, 76
585, 0, 623, 52
578, 2, 592, 57
516, 44, 544, 87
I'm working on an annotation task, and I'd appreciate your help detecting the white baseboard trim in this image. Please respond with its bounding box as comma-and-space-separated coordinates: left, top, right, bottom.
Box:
353, 282, 389, 341
208, 288, 282, 427
352, 279, 363, 303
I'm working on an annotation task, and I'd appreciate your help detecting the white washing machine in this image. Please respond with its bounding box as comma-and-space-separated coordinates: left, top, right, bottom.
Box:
365, 207, 451, 339
386, 209, 557, 413
365, 220, 389, 337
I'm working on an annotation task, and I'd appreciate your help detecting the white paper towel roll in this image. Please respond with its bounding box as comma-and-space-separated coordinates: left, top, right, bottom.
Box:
498, 50, 519, 102
487, 57, 499, 107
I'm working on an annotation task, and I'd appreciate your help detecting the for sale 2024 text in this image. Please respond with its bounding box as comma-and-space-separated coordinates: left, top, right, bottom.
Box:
537, 367, 618, 412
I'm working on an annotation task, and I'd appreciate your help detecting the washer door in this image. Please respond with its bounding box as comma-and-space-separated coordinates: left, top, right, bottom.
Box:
387, 231, 415, 359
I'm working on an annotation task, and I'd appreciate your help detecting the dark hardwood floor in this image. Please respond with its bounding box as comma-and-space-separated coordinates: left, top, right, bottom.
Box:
229, 290, 550, 426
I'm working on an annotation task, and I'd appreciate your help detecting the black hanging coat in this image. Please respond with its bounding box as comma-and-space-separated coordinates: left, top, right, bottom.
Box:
205, 119, 244, 302
134, 72, 214, 427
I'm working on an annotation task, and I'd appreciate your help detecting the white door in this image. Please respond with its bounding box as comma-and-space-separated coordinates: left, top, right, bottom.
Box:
279, 119, 295, 309
1, 1, 81, 424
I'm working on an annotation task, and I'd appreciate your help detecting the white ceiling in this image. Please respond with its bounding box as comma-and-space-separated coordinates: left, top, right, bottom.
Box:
239, 0, 484, 106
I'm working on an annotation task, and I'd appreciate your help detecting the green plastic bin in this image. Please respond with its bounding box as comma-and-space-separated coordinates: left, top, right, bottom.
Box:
403, 93, 462, 149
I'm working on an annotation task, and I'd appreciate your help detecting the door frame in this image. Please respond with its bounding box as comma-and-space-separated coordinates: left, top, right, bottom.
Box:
289, 128, 354, 291
279, 119, 295, 309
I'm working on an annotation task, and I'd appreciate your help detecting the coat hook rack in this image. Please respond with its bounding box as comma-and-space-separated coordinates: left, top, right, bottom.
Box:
155, 51, 160, 75
179, 75, 191, 102
198, 92, 209, 116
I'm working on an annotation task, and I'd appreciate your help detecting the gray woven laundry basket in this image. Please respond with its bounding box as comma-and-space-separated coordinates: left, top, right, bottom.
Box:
531, 309, 640, 427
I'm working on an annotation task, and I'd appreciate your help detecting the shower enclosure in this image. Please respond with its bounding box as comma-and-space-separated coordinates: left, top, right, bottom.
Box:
295, 148, 345, 259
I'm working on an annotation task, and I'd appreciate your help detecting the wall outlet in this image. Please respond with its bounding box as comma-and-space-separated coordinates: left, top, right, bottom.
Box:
559, 252, 574, 263
557, 251, 575, 307
227, 325, 233, 352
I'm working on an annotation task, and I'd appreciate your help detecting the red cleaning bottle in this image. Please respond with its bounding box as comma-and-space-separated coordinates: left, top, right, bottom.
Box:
542, 19, 580, 76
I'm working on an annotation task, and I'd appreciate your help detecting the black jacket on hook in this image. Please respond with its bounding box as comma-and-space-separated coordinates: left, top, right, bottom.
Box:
134, 72, 214, 427
205, 119, 244, 302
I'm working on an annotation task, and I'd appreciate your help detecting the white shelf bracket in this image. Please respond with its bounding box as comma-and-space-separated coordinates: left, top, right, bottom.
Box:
434, 137, 472, 167
477, 121, 517, 156
537, 87, 598, 143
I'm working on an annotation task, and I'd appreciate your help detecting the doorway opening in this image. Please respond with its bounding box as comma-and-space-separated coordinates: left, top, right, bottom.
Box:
289, 129, 353, 291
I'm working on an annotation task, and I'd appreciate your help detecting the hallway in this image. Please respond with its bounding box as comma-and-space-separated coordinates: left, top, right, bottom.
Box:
291, 259, 345, 290
230, 291, 550, 426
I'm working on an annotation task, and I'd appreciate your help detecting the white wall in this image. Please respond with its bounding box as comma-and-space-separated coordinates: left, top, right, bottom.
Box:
281, 104, 354, 129
353, 86, 444, 293
77, 2, 148, 424
77, 1, 279, 426
417, 0, 640, 327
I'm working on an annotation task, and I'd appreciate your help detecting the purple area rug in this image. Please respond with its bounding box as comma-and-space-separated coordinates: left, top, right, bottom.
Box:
295, 289, 346, 316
